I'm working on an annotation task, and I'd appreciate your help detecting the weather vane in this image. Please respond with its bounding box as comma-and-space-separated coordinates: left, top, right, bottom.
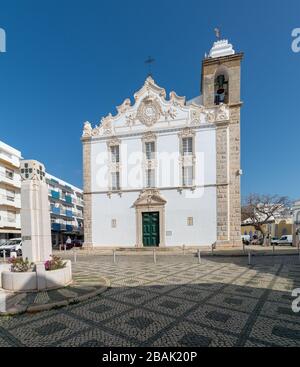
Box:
214, 27, 221, 40
145, 56, 155, 77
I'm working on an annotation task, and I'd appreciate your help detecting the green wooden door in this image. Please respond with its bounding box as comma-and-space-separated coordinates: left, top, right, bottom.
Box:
142, 212, 159, 247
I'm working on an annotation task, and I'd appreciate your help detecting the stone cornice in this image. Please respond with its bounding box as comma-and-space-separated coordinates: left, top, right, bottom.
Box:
82, 123, 216, 143
83, 182, 229, 195
202, 52, 244, 66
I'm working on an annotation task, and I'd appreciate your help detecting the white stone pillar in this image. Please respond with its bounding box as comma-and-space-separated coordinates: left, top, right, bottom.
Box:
20, 160, 52, 263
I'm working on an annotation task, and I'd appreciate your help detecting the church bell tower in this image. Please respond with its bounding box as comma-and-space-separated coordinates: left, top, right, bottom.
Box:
201, 37, 244, 246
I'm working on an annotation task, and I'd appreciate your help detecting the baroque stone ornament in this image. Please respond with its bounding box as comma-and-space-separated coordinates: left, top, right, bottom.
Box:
82, 121, 92, 137
190, 110, 201, 125
142, 131, 157, 142
137, 97, 162, 127
125, 113, 137, 127
204, 104, 229, 123
216, 104, 229, 121
101, 113, 114, 135
164, 107, 177, 120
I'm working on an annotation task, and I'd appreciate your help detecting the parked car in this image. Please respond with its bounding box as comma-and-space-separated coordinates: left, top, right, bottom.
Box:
271, 237, 279, 245
241, 235, 250, 245
0, 238, 23, 257
251, 237, 264, 246
275, 235, 293, 246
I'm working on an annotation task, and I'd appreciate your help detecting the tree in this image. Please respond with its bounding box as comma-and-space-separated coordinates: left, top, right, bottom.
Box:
242, 194, 291, 241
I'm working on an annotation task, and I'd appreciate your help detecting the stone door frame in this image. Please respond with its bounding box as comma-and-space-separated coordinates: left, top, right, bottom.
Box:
133, 189, 166, 248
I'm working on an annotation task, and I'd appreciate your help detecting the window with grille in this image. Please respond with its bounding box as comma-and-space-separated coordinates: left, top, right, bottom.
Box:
5, 169, 14, 180
6, 189, 15, 201
182, 166, 193, 186
111, 172, 120, 190
182, 137, 193, 156
145, 141, 155, 160
110, 145, 120, 163
146, 169, 155, 188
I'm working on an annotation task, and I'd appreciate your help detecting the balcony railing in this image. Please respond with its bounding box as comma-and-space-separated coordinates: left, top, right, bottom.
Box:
50, 207, 73, 218
65, 210, 73, 218
51, 206, 61, 215
0, 194, 21, 208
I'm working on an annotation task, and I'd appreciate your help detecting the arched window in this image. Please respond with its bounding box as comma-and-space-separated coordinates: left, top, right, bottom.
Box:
214, 67, 229, 105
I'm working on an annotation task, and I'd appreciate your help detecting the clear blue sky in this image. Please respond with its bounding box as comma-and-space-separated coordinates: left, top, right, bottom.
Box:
0, 0, 299, 200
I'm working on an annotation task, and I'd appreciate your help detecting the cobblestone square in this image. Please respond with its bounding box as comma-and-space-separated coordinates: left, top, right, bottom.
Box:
0, 253, 300, 347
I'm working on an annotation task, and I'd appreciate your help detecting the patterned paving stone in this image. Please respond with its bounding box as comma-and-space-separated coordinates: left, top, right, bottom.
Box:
58, 328, 137, 347
209, 292, 260, 313
105, 308, 174, 342
186, 304, 250, 333
8, 314, 90, 347
68, 298, 131, 323
249, 316, 300, 346
107, 287, 158, 306
152, 321, 237, 347
144, 295, 196, 317
260, 301, 300, 324
1, 253, 300, 347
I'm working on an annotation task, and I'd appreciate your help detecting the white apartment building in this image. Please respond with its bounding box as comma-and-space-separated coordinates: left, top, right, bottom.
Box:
0, 140, 84, 245
45, 173, 84, 246
0, 140, 22, 243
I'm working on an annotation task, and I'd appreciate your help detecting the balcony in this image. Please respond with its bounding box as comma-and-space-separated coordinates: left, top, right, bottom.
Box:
0, 152, 20, 168
0, 172, 21, 189
50, 190, 60, 200
0, 218, 21, 229
64, 195, 73, 204
74, 210, 83, 219
51, 206, 61, 215
51, 223, 61, 231
65, 210, 73, 218
66, 224, 73, 232
0, 195, 21, 208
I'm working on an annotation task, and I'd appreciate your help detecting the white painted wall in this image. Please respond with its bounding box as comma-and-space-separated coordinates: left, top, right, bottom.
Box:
91, 187, 216, 246
90, 126, 217, 247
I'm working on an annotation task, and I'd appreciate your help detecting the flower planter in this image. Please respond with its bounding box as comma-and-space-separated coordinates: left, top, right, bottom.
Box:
0, 264, 11, 288
1, 260, 72, 292
2, 271, 36, 291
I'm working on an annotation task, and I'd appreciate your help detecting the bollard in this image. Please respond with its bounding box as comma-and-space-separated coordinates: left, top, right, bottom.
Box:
3, 250, 6, 262
64, 244, 66, 253
211, 244, 214, 255
183, 244, 186, 255
73, 249, 77, 263
113, 250, 116, 264
272, 243, 275, 256
198, 249, 201, 264
243, 242, 245, 253
153, 248, 157, 264
248, 251, 251, 266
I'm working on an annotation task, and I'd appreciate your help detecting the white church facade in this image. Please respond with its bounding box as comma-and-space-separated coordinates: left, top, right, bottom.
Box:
82, 39, 243, 248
